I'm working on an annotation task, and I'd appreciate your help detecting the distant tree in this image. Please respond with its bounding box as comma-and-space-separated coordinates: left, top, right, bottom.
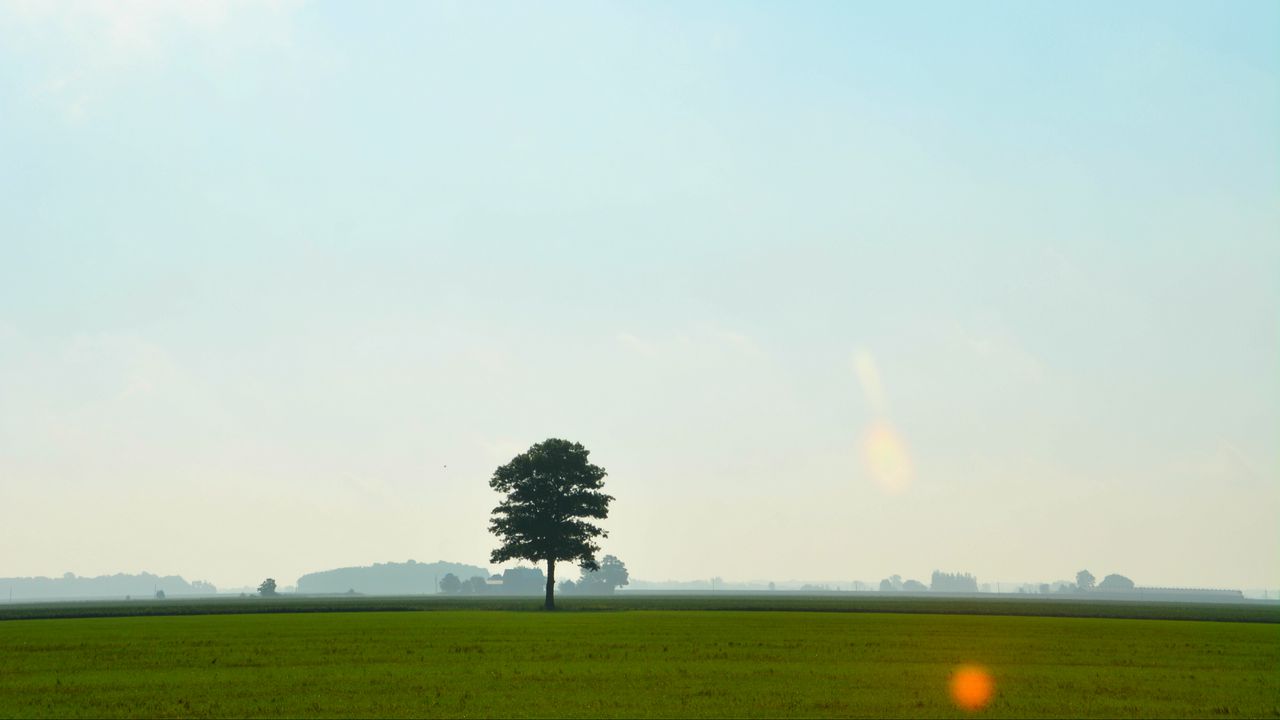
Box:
1076, 570, 1096, 592
879, 574, 904, 592
930, 571, 979, 592
558, 579, 577, 594
488, 438, 613, 610
768, 582, 776, 591
258, 578, 277, 597
600, 555, 629, 589
463, 576, 488, 594
154, 590, 165, 600
578, 555, 629, 594
1039, 584, 1051, 594
295, 560, 491, 595
1098, 574, 1134, 591
501, 567, 547, 595
439, 573, 462, 594
902, 579, 927, 592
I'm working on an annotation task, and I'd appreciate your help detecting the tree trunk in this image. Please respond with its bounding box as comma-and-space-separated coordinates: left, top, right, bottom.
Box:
544, 558, 556, 610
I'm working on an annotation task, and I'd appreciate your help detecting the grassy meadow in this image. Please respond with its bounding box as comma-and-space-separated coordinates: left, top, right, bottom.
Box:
2, 608, 1277, 718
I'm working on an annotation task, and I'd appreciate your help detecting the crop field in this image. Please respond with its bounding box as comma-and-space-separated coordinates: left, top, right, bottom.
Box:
4, 593, 1279, 623
2, 609, 1277, 718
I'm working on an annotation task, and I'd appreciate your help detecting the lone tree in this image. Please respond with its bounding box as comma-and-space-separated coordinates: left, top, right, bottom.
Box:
488, 438, 612, 610
258, 578, 277, 597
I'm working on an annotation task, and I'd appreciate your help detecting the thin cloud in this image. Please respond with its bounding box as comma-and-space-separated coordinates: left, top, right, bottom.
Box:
1, 0, 306, 120
716, 329, 759, 355
615, 332, 658, 358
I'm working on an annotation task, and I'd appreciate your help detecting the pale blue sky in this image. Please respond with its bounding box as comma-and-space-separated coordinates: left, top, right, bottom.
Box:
1, 1, 1276, 590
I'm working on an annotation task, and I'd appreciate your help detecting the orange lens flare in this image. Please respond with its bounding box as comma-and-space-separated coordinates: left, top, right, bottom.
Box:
861, 421, 912, 493
950, 665, 994, 711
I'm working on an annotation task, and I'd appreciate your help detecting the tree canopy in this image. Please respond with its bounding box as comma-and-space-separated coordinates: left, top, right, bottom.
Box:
438, 573, 462, 594
488, 438, 612, 610
879, 575, 903, 592
930, 570, 978, 593
1076, 569, 1096, 591
1098, 573, 1135, 591
578, 554, 630, 594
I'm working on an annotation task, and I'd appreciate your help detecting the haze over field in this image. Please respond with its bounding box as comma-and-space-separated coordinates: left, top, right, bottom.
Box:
1, 1, 1276, 592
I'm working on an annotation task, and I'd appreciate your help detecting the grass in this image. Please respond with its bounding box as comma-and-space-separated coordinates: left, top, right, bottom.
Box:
1, 609, 1277, 718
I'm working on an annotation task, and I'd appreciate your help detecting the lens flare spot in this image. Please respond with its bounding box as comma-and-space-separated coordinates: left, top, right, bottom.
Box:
862, 421, 912, 493
950, 665, 994, 711
852, 349, 886, 413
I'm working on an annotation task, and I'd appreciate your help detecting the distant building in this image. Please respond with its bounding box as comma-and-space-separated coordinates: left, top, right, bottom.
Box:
500, 567, 546, 595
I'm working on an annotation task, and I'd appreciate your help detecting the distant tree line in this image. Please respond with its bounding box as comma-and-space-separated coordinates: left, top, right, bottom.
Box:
0, 572, 217, 601
438, 557, 630, 597
930, 571, 979, 593
877, 571, 977, 593
438, 567, 549, 596
1098, 573, 1134, 591
296, 560, 489, 595
1035, 570, 1134, 594
873, 569, 1139, 595
1075, 570, 1134, 592
558, 555, 629, 595
878, 575, 928, 592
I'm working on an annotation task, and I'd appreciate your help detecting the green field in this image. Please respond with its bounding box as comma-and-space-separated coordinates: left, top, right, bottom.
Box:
2, 609, 1277, 718
4, 593, 1279, 623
